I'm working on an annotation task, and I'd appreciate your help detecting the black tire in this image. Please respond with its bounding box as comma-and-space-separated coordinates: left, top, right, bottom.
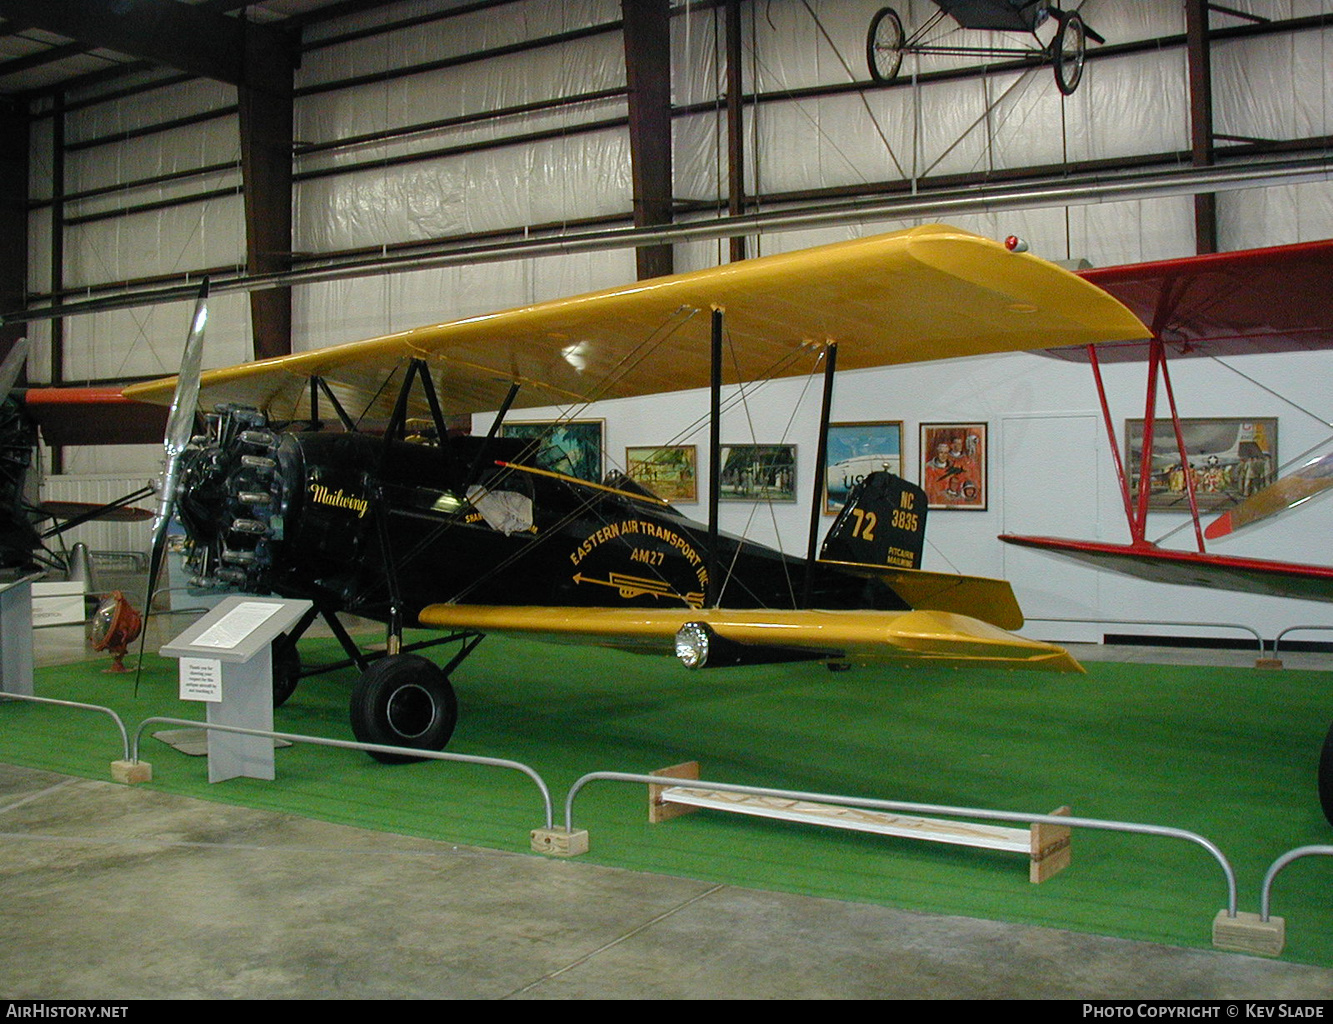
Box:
866, 7, 904, 84
350, 654, 458, 764
272, 635, 300, 709
1053, 12, 1086, 96
1318, 720, 1333, 827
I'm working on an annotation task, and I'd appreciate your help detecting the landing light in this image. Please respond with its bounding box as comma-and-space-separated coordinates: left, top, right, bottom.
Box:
675, 621, 711, 668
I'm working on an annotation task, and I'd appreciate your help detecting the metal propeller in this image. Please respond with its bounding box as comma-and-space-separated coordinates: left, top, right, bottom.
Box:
0, 338, 28, 402
1204, 451, 1333, 541
134, 280, 209, 693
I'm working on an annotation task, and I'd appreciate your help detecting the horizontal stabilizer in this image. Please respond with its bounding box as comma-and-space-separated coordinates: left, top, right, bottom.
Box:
417, 604, 1082, 673
817, 560, 1025, 631
1000, 534, 1333, 604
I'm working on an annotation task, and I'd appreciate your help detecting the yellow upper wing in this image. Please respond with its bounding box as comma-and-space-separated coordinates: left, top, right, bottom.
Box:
124, 224, 1148, 419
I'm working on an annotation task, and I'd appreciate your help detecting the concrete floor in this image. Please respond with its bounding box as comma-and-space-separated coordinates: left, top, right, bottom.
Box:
5, 609, 1333, 999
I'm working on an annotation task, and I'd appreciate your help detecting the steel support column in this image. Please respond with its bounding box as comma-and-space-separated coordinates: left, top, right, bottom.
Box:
726, 0, 747, 263
621, 0, 673, 280
0, 98, 27, 362
239, 74, 294, 361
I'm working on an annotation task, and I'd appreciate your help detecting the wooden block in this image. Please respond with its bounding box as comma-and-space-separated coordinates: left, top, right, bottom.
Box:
1256, 658, 1284, 670
649, 761, 700, 823
1213, 909, 1285, 957
1030, 806, 1072, 883
110, 759, 152, 785
530, 828, 589, 857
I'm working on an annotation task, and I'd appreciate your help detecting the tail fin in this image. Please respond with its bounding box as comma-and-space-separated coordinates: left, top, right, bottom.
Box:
820, 471, 927, 570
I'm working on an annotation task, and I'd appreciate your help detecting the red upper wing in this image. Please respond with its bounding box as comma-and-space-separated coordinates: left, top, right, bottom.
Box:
22, 387, 168, 446
1045, 239, 1333, 362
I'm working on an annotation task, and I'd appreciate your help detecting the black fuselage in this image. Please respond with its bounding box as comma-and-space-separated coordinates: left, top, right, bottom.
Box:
174, 407, 909, 623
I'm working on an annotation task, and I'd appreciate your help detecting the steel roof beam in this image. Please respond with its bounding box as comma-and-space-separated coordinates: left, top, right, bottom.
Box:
0, 0, 294, 97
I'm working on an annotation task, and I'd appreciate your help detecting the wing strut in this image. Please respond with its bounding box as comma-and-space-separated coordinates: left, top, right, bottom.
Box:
310, 376, 357, 432
465, 380, 520, 488
706, 308, 723, 607
1097, 334, 1207, 551
802, 341, 837, 608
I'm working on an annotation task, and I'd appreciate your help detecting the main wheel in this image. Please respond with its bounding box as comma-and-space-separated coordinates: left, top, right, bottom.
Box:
866, 7, 904, 84
1318, 720, 1333, 827
350, 654, 458, 764
272, 634, 300, 709
1053, 12, 1086, 95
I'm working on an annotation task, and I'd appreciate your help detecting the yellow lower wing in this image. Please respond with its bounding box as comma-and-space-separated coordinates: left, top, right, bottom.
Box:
417, 604, 1083, 673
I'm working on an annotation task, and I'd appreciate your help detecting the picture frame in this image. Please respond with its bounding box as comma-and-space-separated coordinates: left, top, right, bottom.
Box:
824, 421, 903, 514
1125, 417, 1277, 512
718, 444, 797, 502
625, 445, 698, 502
499, 419, 605, 483
919, 422, 987, 510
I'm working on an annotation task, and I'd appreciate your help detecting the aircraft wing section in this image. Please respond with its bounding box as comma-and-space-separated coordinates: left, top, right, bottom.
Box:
999, 534, 1333, 604
124, 224, 1148, 421
21, 387, 168, 446
1047, 239, 1333, 363
817, 559, 1024, 630
416, 604, 1083, 673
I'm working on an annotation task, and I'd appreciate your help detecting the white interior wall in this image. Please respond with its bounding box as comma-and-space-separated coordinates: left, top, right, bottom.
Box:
22, 0, 1333, 641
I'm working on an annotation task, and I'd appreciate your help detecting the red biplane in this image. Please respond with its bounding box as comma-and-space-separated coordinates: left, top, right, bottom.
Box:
997, 237, 1333, 823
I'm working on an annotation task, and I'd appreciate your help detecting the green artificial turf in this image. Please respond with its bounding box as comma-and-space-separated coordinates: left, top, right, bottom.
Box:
8, 634, 1333, 966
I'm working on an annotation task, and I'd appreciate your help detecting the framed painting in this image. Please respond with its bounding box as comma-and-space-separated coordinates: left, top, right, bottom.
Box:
625, 445, 698, 502
500, 419, 605, 483
1125, 417, 1277, 512
718, 444, 797, 502
824, 421, 903, 514
919, 422, 987, 510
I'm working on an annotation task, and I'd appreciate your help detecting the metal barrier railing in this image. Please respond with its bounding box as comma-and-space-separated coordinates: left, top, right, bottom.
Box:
562, 770, 1240, 915
1271, 626, 1333, 660
1023, 616, 1264, 654
131, 716, 555, 829
1261, 845, 1333, 921
0, 690, 130, 760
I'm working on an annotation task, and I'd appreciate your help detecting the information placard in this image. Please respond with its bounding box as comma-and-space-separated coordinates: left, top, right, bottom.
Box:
179, 656, 223, 702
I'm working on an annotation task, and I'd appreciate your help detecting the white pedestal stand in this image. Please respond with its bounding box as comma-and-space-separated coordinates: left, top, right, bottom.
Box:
160, 596, 312, 783
0, 574, 40, 696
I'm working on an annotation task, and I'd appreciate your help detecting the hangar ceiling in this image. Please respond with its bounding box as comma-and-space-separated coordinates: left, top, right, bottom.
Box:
0, 1, 355, 97
0, 0, 1331, 404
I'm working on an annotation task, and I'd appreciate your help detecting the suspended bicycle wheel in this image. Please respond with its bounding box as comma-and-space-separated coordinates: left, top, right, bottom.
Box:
866, 7, 905, 84
1053, 11, 1087, 95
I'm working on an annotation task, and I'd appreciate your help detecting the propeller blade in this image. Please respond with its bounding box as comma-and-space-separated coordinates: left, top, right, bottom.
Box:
0, 339, 29, 401
1204, 452, 1333, 540
136, 281, 209, 693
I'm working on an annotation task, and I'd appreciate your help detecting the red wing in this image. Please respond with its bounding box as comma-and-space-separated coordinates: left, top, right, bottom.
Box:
1044, 239, 1333, 362
21, 387, 168, 446
999, 534, 1333, 604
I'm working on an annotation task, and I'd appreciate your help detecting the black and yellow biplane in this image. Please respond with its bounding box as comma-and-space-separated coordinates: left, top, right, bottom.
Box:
119, 224, 1148, 760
